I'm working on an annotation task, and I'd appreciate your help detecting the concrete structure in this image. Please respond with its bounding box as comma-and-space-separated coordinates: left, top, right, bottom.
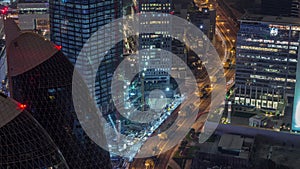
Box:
17, 0, 49, 37
218, 133, 253, 157
191, 126, 300, 169
249, 114, 268, 127
190, 133, 253, 169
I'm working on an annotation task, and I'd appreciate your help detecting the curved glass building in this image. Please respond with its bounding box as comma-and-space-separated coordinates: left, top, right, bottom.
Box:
5, 19, 111, 168
0, 94, 69, 169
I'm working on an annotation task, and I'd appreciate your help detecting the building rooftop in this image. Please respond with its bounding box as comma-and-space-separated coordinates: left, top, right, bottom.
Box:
254, 135, 300, 169
17, 2, 49, 8
4, 18, 21, 48
18, 3, 49, 9
173, 0, 189, 9
4, 19, 58, 76
250, 114, 268, 121
218, 133, 244, 151
240, 14, 300, 25
17, 0, 48, 3
0, 93, 22, 128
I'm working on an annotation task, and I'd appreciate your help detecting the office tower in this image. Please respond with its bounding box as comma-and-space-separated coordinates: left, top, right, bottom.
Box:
49, 0, 122, 64
188, 7, 216, 41
138, 0, 173, 87
5, 19, 112, 168
0, 94, 69, 168
235, 14, 300, 122
17, 0, 50, 37
49, 0, 122, 114
261, 0, 300, 17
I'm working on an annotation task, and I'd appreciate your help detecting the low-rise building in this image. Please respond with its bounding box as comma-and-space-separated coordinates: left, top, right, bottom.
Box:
17, 0, 49, 37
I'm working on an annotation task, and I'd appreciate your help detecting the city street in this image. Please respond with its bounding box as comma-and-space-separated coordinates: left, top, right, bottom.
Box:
128, 1, 239, 168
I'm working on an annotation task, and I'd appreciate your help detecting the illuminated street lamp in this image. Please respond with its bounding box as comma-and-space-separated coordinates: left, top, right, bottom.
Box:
144, 159, 154, 169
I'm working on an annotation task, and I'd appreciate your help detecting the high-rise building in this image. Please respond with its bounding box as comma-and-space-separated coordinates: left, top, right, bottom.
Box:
261, 0, 300, 17
50, 0, 122, 64
0, 93, 69, 168
138, 0, 173, 86
49, 0, 123, 113
5, 19, 112, 169
235, 14, 300, 122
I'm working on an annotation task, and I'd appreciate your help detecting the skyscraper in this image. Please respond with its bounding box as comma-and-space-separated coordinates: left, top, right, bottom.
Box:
0, 93, 69, 169
50, 0, 122, 64
49, 0, 123, 113
235, 14, 300, 123
138, 0, 173, 86
5, 19, 111, 169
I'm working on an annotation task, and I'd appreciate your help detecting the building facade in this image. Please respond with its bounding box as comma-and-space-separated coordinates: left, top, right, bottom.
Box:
0, 94, 69, 168
5, 21, 112, 168
188, 6, 216, 41
49, 0, 123, 114
235, 15, 300, 120
138, 0, 173, 86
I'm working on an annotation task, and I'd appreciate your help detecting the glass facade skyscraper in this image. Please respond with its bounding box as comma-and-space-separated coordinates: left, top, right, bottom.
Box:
50, 0, 123, 114
50, 0, 122, 64
6, 24, 112, 168
235, 14, 300, 120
